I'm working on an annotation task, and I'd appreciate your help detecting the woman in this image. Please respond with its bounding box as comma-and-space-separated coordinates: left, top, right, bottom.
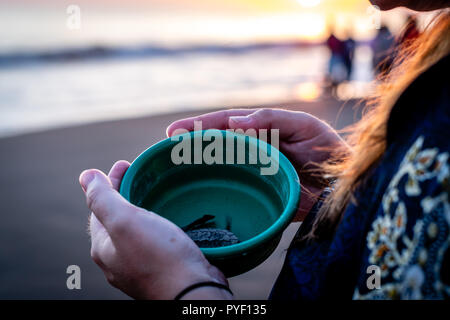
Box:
79, 0, 450, 300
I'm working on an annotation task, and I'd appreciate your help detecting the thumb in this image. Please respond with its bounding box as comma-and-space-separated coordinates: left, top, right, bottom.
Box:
80, 169, 134, 233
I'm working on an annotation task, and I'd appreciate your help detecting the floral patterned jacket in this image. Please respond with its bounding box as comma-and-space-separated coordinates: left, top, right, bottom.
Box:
270, 54, 450, 300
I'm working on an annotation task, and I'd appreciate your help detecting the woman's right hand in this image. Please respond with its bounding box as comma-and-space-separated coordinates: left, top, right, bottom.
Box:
167, 108, 348, 221
79, 162, 231, 300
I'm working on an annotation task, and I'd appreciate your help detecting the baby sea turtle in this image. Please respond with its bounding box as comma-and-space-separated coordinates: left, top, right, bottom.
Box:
182, 215, 240, 248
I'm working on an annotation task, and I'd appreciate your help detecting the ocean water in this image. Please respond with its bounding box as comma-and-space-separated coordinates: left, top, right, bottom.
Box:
0, 43, 374, 138
0, 2, 379, 138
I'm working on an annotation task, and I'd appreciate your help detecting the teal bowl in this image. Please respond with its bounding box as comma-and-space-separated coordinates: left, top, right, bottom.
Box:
119, 130, 300, 277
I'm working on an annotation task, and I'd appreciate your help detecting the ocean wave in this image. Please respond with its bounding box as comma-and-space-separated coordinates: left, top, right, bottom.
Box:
0, 40, 319, 67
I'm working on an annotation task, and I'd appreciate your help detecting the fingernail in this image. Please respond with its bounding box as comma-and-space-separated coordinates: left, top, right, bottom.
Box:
80, 170, 96, 192
229, 116, 251, 124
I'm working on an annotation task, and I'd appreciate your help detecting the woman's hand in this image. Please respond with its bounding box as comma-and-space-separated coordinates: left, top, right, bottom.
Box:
167, 108, 348, 221
79, 161, 232, 300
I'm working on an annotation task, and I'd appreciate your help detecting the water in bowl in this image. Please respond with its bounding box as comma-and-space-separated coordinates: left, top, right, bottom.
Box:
141, 164, 284, 244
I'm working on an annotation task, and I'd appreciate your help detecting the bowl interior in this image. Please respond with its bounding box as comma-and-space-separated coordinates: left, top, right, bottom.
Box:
141, 165, 285, 242
120, 130, 298, 251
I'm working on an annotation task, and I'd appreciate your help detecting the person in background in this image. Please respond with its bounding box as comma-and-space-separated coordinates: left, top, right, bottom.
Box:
79, 0, 450, 300
371, 24, 395, 75
343, 33, 356, 81
326, 27, 347, 87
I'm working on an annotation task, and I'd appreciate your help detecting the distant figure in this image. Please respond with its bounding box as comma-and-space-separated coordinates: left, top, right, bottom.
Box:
343, 36, 356, 81
326, 31, 347, 87
371, 24, 395, 75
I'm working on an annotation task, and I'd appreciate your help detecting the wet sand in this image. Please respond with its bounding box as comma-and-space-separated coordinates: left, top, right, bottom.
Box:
0, 98, 361, 299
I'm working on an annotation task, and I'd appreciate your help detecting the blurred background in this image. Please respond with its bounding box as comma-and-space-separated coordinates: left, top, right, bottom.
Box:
0, 0, 433, 299
0, 0, 429, 137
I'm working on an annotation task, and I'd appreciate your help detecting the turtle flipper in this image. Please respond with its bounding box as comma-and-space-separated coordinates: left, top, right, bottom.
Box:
181, 214, 216, 231
225, 216, 232, 231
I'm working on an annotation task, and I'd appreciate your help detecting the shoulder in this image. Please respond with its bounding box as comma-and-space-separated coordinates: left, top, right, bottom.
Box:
354, 134, 450, 299
353, 56, 450, 297
387, 54, 450, 147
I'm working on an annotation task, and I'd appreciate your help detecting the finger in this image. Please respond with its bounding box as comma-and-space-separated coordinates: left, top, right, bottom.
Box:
228, 109, 328, 140
89, 213, 118, 273
88, 161, 130, 241
108, 160, 131, 191
89, 212, 103, 235
89, 212, 109, 245
166, 109, 256, 137
79, 169, 135, 234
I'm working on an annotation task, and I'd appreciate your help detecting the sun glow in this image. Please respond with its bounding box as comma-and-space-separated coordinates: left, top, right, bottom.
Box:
191, 12, 327, 43
296, 0, 321, 8
293, 13, 327, 39
294, 82, 322, 101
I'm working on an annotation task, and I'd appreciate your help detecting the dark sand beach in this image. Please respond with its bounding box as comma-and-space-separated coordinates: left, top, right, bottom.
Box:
0, 98, 361, 299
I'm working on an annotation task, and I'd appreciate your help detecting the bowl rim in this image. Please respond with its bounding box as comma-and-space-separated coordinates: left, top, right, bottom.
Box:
119, 129, 300, 259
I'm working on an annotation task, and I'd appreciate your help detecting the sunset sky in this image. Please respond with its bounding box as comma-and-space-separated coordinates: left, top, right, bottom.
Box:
4, 0, 366, 11
0, 0, 411, 51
